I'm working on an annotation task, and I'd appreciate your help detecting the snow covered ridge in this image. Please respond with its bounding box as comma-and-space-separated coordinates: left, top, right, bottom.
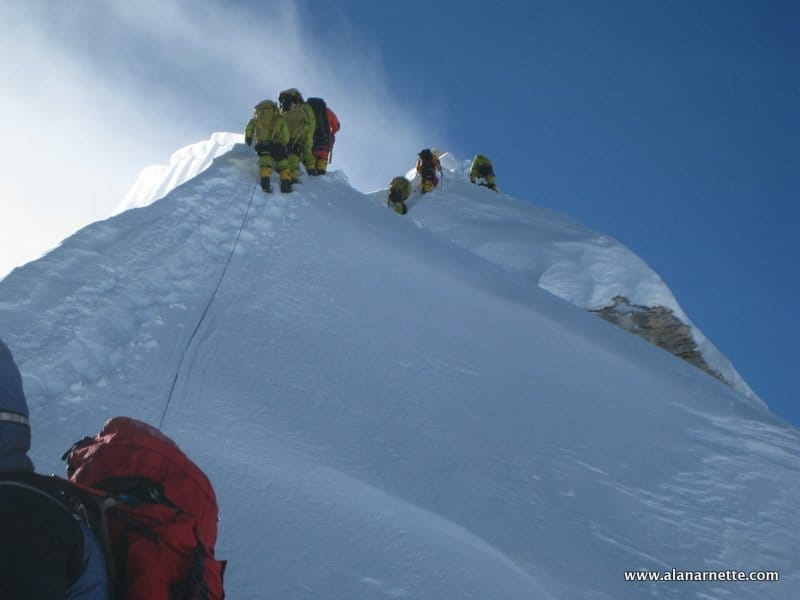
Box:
108, 135, 755, 401
112, 132, 242, 215
393, 151, 758, 402
2, 142, 797, 597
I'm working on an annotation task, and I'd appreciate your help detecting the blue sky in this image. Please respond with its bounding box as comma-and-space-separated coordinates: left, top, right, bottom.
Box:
1, 0, 797, 426
317, 0, 799, 426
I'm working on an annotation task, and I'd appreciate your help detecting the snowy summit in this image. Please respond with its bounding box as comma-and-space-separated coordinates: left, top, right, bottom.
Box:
0, 134, 797, 598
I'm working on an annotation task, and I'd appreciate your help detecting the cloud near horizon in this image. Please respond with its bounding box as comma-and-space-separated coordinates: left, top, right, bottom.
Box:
0, 0, 439, 277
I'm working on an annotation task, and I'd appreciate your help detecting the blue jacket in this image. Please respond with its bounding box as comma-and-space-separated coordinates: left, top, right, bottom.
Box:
0, 338, 34, 473
0, 338, 109, 599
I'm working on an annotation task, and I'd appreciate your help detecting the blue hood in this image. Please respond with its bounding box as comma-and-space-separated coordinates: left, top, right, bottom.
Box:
0, 338, 34, 473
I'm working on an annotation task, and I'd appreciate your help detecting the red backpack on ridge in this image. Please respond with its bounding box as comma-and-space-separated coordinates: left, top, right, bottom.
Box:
64, 416, 226, 600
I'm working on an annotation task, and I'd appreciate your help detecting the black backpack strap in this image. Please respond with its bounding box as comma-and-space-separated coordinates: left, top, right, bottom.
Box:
0, 477, 75, 517
0, 472, 82, 514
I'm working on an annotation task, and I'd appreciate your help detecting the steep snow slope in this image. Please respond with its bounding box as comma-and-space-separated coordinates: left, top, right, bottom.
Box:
110, 134, 757, 400
397, 152, 757, 400
1, 144, 797, 599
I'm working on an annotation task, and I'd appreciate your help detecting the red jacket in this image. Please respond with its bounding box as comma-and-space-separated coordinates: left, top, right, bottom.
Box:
327, 107, 340, 139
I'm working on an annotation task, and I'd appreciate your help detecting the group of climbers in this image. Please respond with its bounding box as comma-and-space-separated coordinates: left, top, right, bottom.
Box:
4, 93, 502, 596
386, 148, 443, 215
387, 151, 498, 215
245, 88, 339, 193
244, 91, 498, 215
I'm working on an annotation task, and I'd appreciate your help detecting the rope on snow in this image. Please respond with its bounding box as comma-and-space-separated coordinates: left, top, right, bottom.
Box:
159, 182, 259, 429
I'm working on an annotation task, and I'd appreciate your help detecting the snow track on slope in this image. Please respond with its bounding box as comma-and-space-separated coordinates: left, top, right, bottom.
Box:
159, 176, 259, 428
0, 145, 276, 436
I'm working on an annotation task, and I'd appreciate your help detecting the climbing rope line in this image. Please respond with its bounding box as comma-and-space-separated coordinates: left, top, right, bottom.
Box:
158, 182, 259, 429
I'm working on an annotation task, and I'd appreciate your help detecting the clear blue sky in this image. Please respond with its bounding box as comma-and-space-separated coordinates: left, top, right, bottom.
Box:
1, 0, 797, 426
304, 0, 798, 425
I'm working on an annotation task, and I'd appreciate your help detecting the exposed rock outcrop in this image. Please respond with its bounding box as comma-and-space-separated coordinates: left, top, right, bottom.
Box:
590, 296, 724, 382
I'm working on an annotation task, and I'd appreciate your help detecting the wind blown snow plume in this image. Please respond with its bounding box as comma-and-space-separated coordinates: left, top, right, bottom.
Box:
1, 142, 797, 598
0, 0, 432, 277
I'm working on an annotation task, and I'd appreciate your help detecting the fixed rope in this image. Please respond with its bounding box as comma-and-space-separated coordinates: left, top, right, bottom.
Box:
158, 183, 259, 429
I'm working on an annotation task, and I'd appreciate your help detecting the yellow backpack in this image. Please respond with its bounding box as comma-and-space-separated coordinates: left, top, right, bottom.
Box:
284, 105, 309, 143
253, 100, 280, 144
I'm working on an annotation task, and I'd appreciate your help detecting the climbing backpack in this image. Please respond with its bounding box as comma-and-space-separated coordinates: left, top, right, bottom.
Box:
417, 148, 441, 183
63, 416, 226, 600
418, 149, 437, 173
306, 98, 331, 150
253, 100, 280, 145
472, 155, 494, 178
476, 163, 494, 177
388, 176, 411, 203
284, 107, 310, 152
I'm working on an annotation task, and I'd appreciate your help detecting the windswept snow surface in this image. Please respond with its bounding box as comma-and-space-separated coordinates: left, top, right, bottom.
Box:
399, 152, 757, 402
112, 132, 242, 215
112, 137, 754, 401
1, 143, 797, 598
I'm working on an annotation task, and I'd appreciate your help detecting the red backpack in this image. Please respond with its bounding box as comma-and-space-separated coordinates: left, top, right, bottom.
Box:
64, 417, 226, 600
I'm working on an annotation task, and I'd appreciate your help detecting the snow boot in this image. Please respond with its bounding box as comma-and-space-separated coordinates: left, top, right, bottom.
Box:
280, 179, 293, 193
260, 177, 272, 193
